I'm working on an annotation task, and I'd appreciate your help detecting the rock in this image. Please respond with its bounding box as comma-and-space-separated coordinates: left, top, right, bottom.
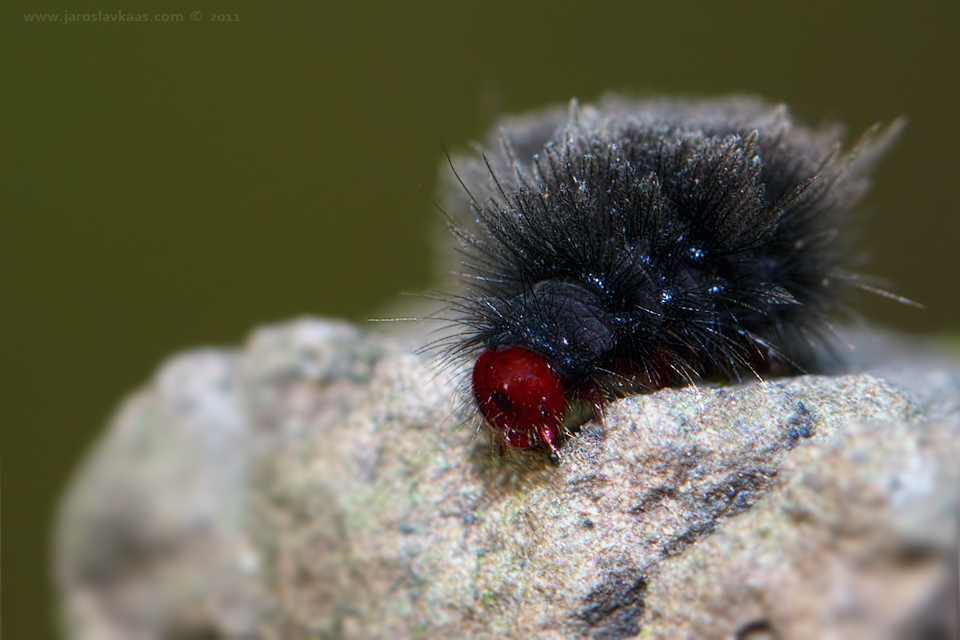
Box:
55, 318, 960, 639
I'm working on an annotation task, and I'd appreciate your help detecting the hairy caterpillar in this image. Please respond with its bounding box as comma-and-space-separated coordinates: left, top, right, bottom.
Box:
432, 96, 904, 465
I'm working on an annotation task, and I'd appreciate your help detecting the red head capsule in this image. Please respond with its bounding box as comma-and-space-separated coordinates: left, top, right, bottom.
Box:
472, 346, 566, 463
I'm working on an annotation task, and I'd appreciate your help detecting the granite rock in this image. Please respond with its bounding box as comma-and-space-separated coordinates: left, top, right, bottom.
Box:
55, 319, 960, 639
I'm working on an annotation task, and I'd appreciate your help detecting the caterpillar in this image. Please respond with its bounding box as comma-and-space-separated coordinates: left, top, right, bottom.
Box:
431, 96, 904, 465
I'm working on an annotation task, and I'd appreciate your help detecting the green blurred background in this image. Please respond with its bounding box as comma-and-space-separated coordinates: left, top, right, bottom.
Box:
5, 2, 959, 636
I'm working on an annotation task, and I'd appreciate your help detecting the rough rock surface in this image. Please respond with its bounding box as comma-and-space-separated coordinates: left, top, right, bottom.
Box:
56, 319, 960, 639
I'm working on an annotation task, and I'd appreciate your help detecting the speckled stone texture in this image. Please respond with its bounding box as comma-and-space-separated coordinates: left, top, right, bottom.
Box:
55, 319, 960, 639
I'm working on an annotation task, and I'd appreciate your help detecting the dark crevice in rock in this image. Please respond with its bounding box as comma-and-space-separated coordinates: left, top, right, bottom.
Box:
572, 569, 648, 639
735, 618, 778, 639
629, 485, 676, 515
661, 470, 772, 557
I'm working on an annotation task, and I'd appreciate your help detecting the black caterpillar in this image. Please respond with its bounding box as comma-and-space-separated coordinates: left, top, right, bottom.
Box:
433, 96, 903, 465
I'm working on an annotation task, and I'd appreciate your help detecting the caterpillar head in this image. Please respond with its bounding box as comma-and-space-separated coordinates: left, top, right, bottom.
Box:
471, 346, 565, 465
